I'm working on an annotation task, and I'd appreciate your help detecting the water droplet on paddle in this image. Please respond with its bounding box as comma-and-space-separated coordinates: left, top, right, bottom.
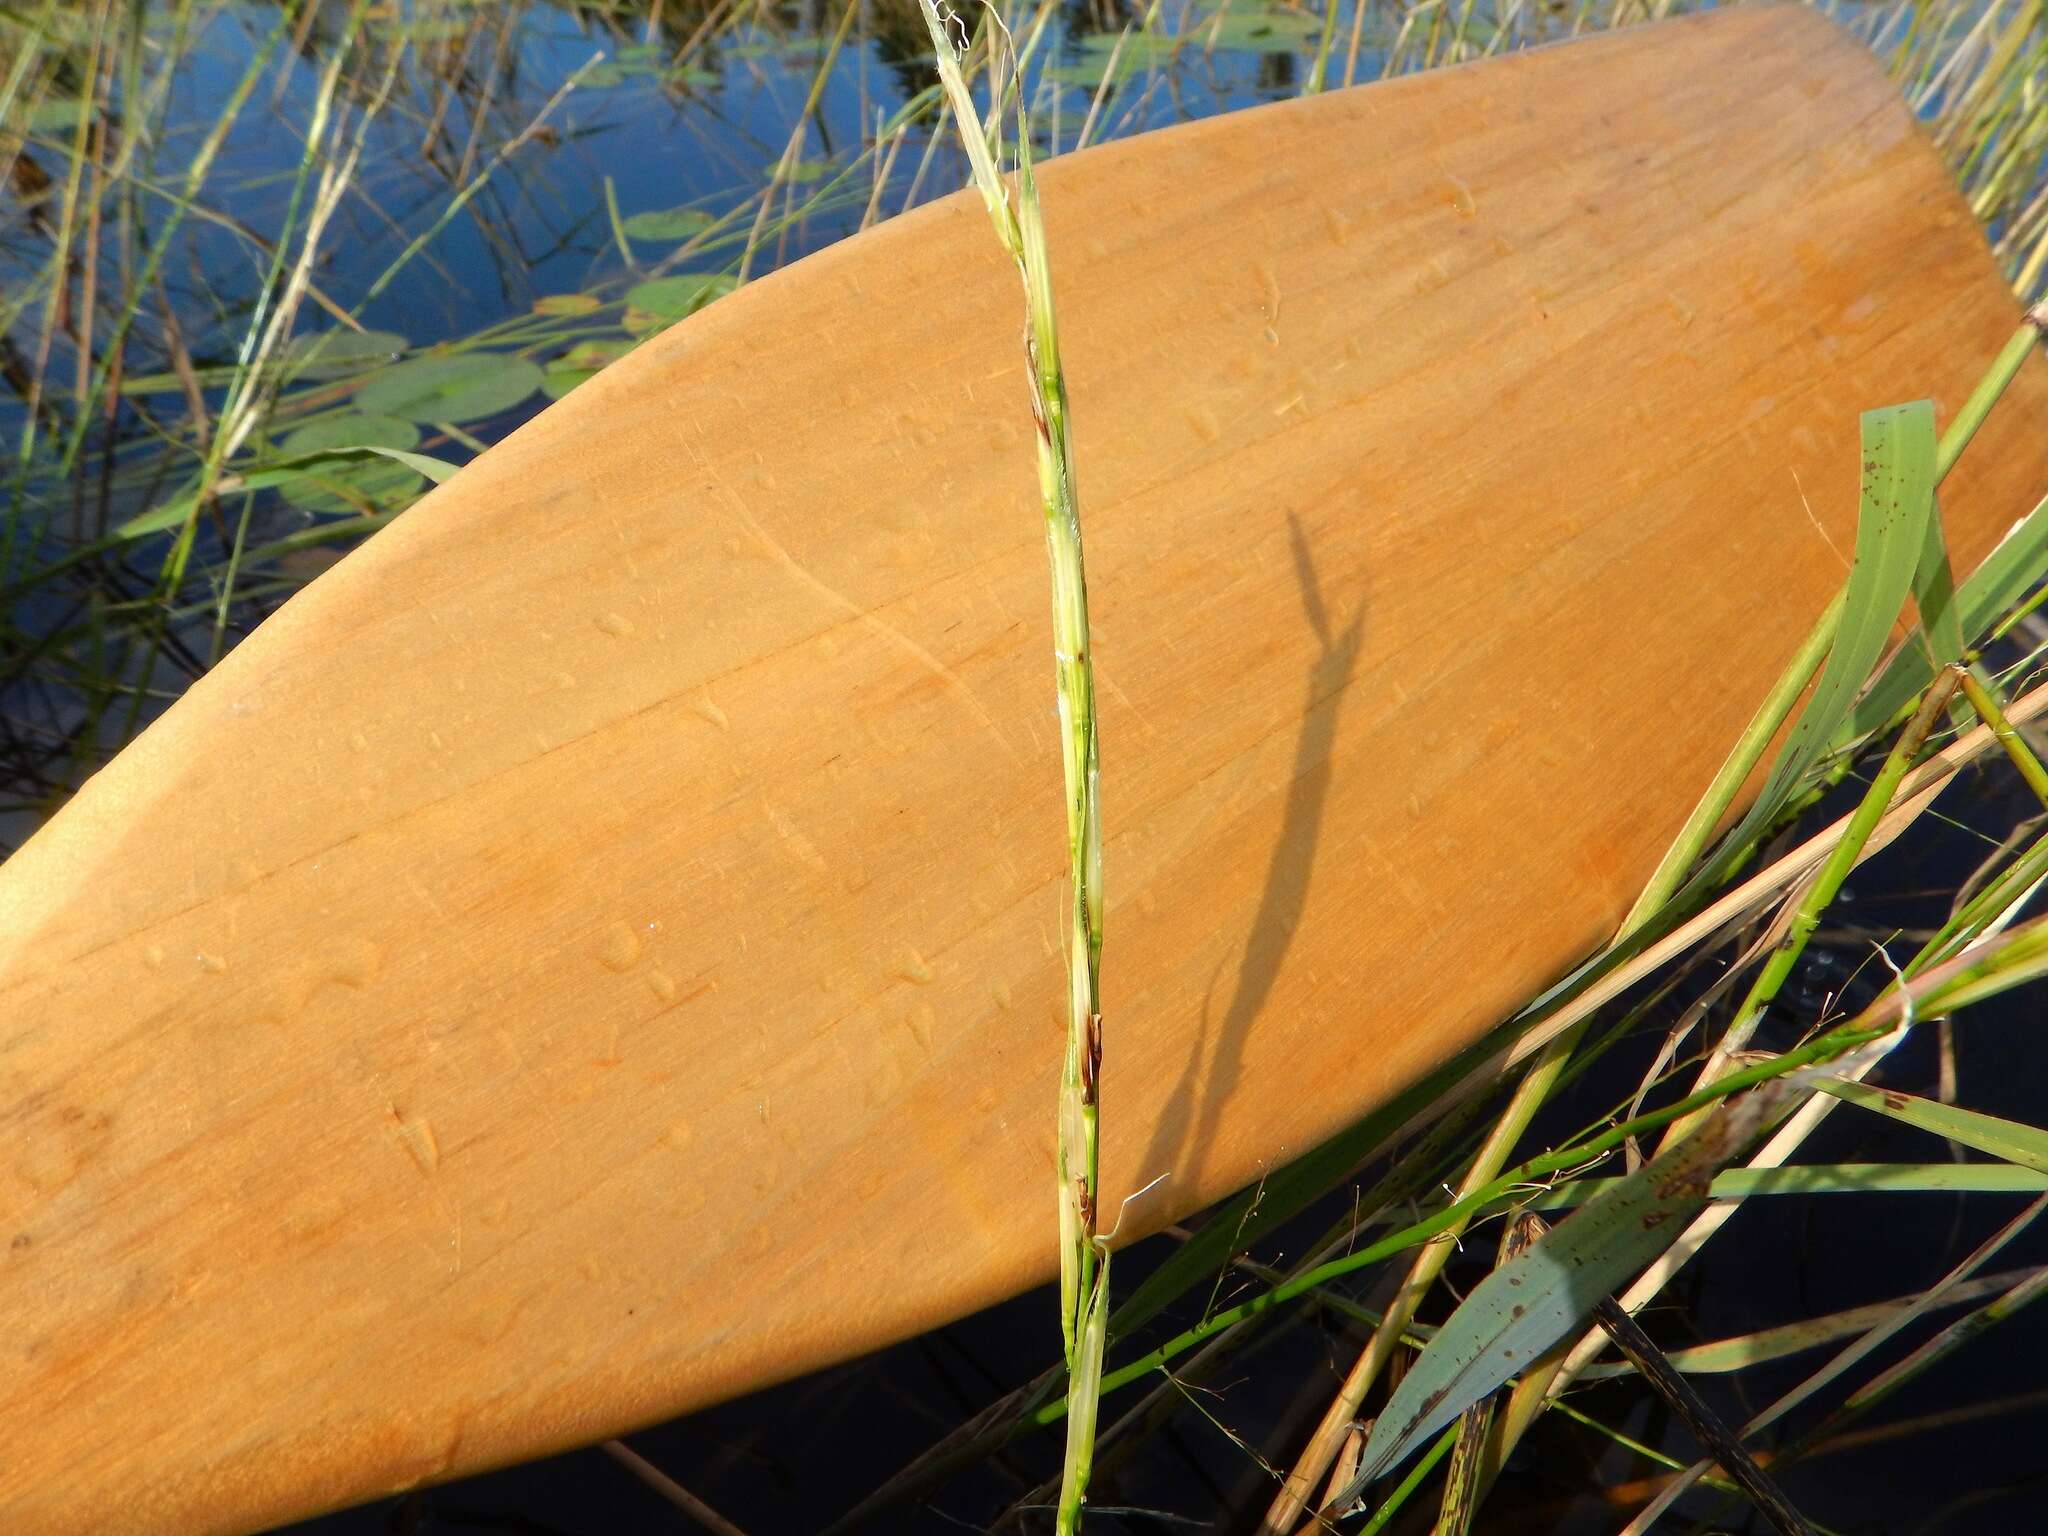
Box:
596, 922, 642, 972
892, 945, 935, 985
389, 1108, 440, 1175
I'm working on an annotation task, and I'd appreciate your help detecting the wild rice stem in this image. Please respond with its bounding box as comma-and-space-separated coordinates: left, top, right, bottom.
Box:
916, 5, 1107, 1527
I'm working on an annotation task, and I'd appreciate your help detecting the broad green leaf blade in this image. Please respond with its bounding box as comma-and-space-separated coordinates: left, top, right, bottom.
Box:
1340, 1087, 1787, 1501
350, 445, 459, 485
276, 418, 427, 513
1815, 1080, 2048, 1174
1845, 489, 2048, 742
280, 328, 408, 381
1687, 401, 1939, 893
1911, 493, 1964, 668
113, 464, 329, 539
113, 444, 458, 540
542, 368, 598, 400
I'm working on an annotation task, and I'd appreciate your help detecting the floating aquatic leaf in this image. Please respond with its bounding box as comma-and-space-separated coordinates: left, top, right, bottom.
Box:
543, 338, 635, 397
775, 158, 831, 184
356, 353, 542, 423
114, 442, 450, 541
1046, 54, 1151, 86
541, 368, 598, 400
620, 206, 717, 241
532, 293, 602, 317
282, 329, 408, 381
276, 416, 425, 514
280, 459, 423, 516
623, 273, 737, 333
278, 415, 421, 457
1076, 28, 1180, 56
1196, 5, 1326, 48
563, 339, 635, 370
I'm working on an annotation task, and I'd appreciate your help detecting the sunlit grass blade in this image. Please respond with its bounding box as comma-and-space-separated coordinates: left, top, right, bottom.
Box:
1617, 1192, 2048, 1533
1576, 1264, 2047, 1380
1814, 1079, 2048, 1173
1685, 400, 1943, 893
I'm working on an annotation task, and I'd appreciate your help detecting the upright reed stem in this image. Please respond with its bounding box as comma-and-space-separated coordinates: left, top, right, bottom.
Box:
915, 6, 1107, 1529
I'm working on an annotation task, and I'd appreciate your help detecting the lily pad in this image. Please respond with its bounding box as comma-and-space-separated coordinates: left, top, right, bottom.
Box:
561, 339, 636, 370
623, 273, 736, 333
275, 416, 425, 514
357, 353, 542, 423
1046, 54, 1150, 86
1197, 6, 1325, 50
541, 368, 599, 401
1076, 29, 1180, 58
542, 339, 635, 400
278, 415, 422, 457
621, 206, 717, 242
532, 292, 602, 317
282, 329, 408, 381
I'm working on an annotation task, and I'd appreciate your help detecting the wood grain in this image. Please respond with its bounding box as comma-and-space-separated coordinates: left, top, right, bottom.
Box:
4, 8, 2046, 1531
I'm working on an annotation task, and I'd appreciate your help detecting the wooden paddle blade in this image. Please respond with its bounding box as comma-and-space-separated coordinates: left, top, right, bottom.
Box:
3, 8, 2044, 1531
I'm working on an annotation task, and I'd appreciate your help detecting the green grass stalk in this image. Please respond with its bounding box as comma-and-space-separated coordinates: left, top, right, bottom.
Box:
1659, 668, 1962, 1150
915, 5, 1108, 1529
